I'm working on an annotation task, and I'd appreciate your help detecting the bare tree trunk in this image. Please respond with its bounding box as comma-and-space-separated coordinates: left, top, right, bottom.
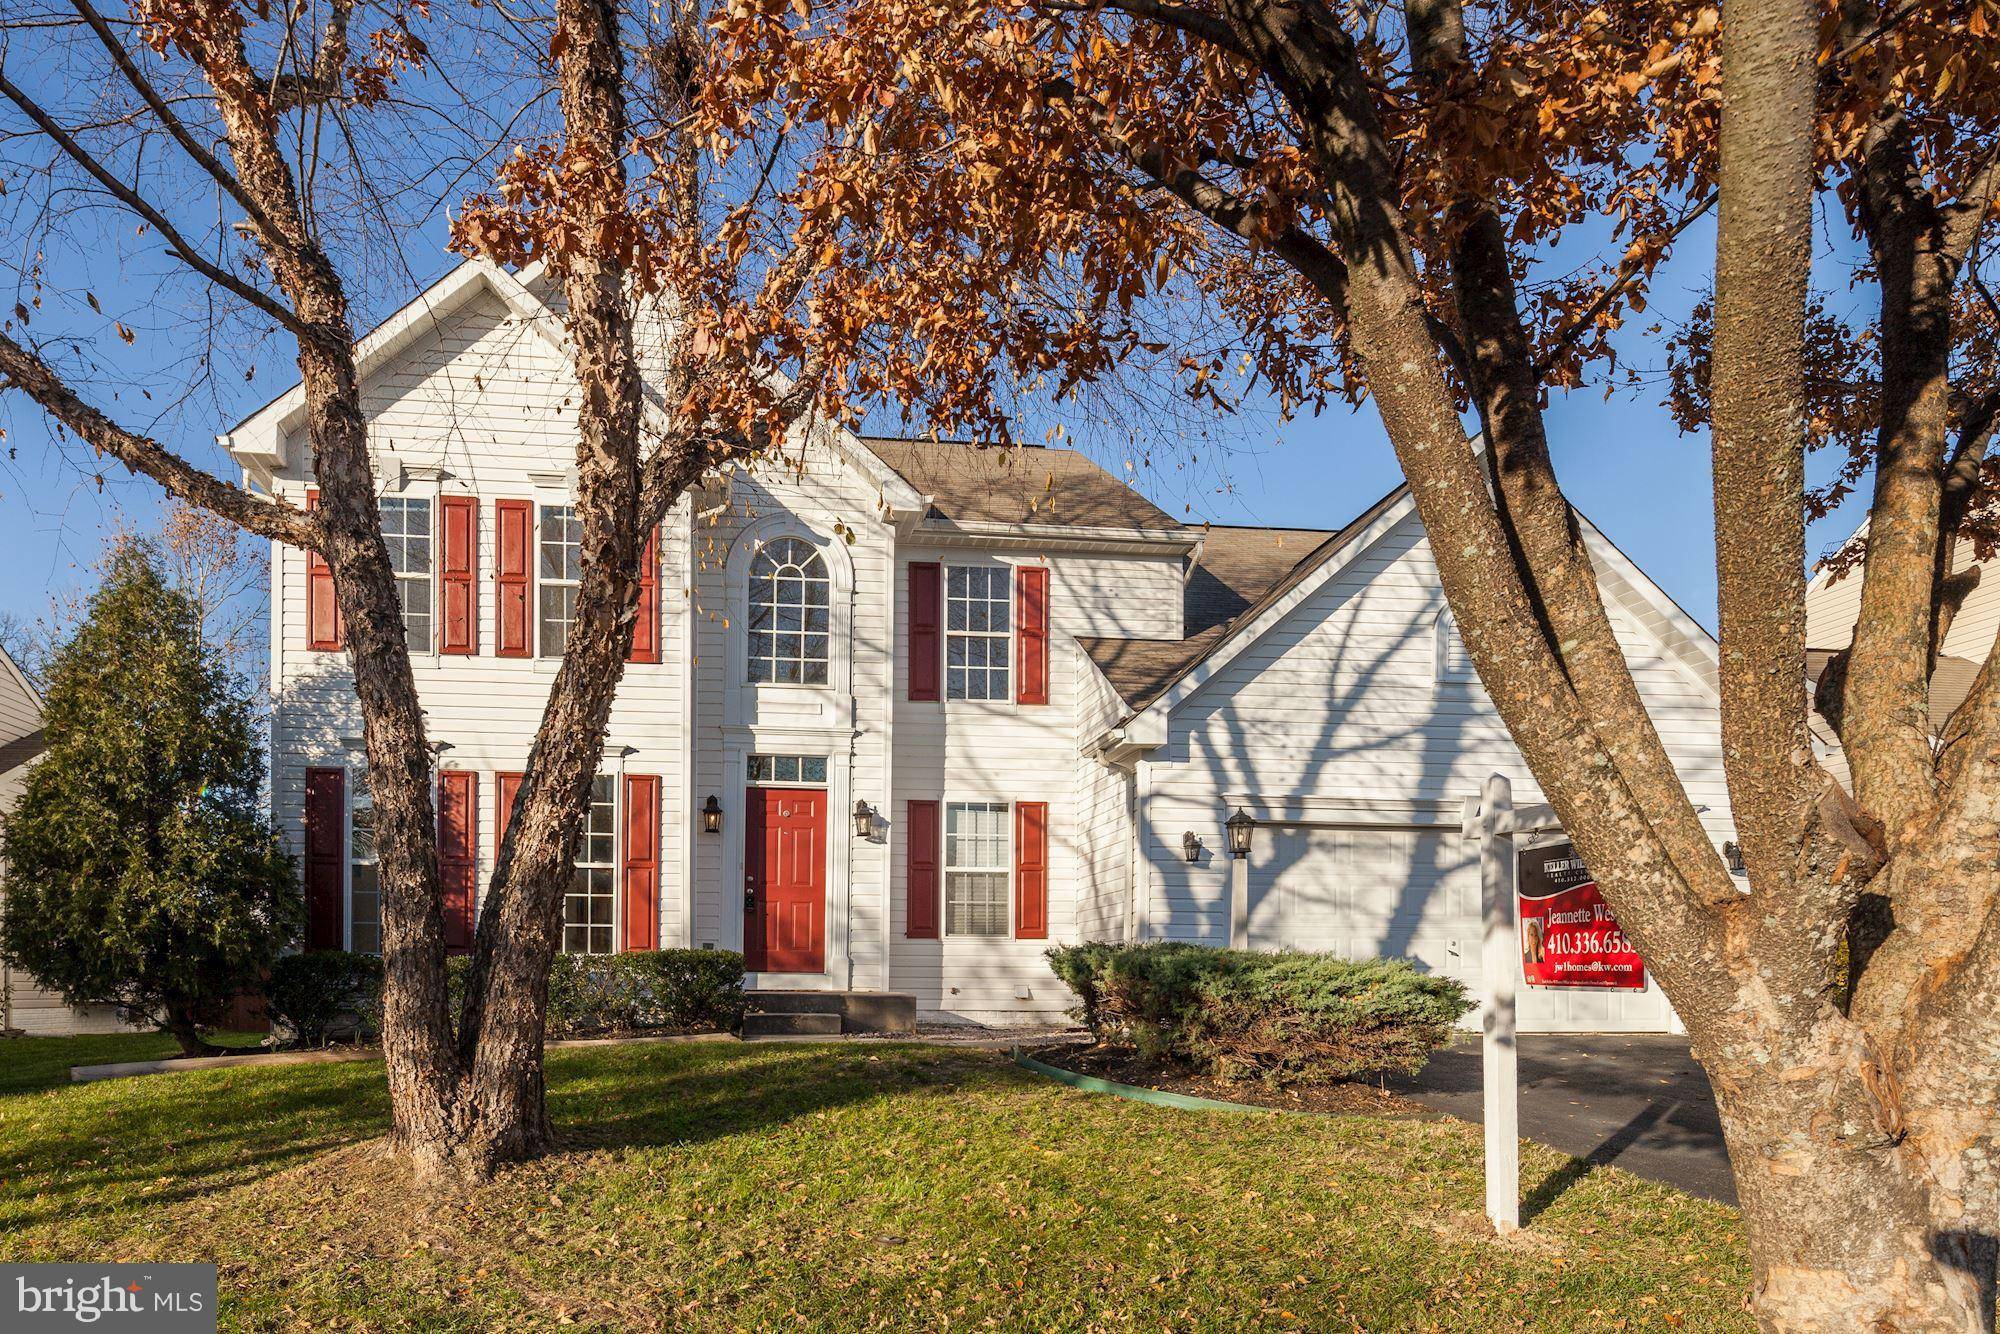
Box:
1711, 1065, 1987, 1330
441, 0, 649, 1173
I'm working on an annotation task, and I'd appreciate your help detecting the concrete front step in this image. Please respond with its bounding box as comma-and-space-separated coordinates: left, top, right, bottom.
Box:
740, 1010, 844, 1039
741, 990, 917, 1036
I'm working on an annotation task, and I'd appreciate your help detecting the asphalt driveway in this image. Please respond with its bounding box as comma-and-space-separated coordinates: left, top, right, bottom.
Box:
1385, 1033, 1736, 1206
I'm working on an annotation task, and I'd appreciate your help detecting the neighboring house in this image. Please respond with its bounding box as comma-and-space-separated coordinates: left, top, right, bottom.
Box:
1805, 528, 1993, 734
227, 259, 1737, 1031
0, 643, 131, 1036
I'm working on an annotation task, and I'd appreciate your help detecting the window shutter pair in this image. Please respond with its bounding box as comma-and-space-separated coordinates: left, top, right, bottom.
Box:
304, 491, 479, 654
493, 769, 659, 952
492, 502, 659, 662
438, 770, 478, 952
905, 563, 1048, 704
903, 799, 1046, 940
303, 768, 481, 953
303, 767, 346, 950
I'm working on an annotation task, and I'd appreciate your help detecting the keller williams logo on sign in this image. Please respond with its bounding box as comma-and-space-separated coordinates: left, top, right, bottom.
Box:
1517, 840, 1646, 991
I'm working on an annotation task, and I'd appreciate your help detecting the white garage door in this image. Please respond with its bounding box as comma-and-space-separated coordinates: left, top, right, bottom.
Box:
1247, 824, 1677, 1034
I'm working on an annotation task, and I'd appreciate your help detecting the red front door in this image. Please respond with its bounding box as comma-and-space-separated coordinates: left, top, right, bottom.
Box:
745, 788, 826, 973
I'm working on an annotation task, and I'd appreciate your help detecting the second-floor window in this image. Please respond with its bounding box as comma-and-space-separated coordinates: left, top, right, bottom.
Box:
946, 565, 1011, 700
380, 497, 433, 650
539, 505, 582, 656
748, 537, 830, 684
566, 775, 616, 954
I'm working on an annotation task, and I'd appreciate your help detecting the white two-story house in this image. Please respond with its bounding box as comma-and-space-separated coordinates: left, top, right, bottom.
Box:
227, 259, 1737, 1031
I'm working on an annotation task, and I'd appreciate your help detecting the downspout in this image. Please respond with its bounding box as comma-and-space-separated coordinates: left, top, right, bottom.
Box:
1132, 759, 1153, 942
865, 500, 912, 991
678, 496, 698, 947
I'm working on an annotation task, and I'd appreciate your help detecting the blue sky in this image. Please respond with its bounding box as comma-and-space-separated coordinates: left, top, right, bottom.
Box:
0, 168, 1860, 644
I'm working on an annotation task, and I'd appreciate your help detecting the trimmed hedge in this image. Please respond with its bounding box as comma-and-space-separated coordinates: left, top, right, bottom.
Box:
1047, 942, 1471, 1084
447, 948, 747, 1039
265, 951, 383, 1047
272, 948, 745, 1046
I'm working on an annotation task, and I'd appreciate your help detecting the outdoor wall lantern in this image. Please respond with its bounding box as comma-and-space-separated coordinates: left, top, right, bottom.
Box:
1181, 830, 1203, 864
854, 799, 877, 840
702, 794, 723, 834
1225, 808, 1255, 860
1723, 840, 1746, 876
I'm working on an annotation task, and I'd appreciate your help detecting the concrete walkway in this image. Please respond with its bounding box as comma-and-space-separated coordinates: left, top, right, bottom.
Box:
1386, 1034, 1736, 1206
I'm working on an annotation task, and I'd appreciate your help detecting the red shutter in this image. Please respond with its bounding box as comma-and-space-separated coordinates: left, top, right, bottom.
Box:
438, 770, 478, 952
906, 799, 940, 938
909, 562, 941, 702
440, 495, 478, 655
1015, 801, 1048, 940
495, 771, 525, 845
495, 499, 532, 658
622, 774, 661, 951
628, 527, 660, 664
304, 490, 342, 651
1017, 565, 1049, 705
303, 767, 345, 951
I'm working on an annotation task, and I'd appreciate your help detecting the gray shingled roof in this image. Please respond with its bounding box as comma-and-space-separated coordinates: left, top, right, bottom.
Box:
1081, 486, 1410, 712
862, 438, 1183, 531
1184, 524, 1338, 634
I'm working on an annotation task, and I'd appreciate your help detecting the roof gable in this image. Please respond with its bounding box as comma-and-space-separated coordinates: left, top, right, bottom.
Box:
1082, 484, 1410, 713
222, 260, 566, 471
1081, 485, 1722, 725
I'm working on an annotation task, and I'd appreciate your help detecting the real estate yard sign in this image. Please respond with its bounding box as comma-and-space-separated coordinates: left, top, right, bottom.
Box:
1516, 841, 1646, 991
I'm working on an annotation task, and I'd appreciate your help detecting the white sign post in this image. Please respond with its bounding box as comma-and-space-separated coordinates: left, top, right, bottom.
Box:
1462, 773, 1562, 1236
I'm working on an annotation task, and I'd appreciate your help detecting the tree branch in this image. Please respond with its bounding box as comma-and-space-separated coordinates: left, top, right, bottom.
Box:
0, 331, 314, 546
1707, 0, 1819, 898
265, 0, 355, 113
1036, 0, 1254, 61
1531, 190, 1717, 382
66, 0, 291, 252
0, 66, 331, 348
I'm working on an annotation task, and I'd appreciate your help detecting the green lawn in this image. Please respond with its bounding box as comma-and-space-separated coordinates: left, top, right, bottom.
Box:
0, 1030, 268, 1097
0, 1037, 1752, 1330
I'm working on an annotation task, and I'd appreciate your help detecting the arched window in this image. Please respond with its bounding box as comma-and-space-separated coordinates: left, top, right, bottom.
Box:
1435, 608, 1475, 683
748, 537, 830, 684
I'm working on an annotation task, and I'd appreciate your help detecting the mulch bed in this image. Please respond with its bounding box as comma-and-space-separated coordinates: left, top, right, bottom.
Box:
1030, 1042, 1427, 1116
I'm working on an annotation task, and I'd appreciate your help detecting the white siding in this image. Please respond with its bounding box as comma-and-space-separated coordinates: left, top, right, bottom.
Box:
1808, 543, 2000, 668
1073, 657, 1133, 942
1135, 511, 1728, 1033
267, 288, 687, 950
888, 545, 1183, 1022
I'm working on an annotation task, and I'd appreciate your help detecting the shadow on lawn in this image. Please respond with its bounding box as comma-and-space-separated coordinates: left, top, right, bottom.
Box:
545, 1041, 1026, 1155
1520, 1100, 1672, 1226
0, 1063, 391, 1234
1, 1041, 1026, 1236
